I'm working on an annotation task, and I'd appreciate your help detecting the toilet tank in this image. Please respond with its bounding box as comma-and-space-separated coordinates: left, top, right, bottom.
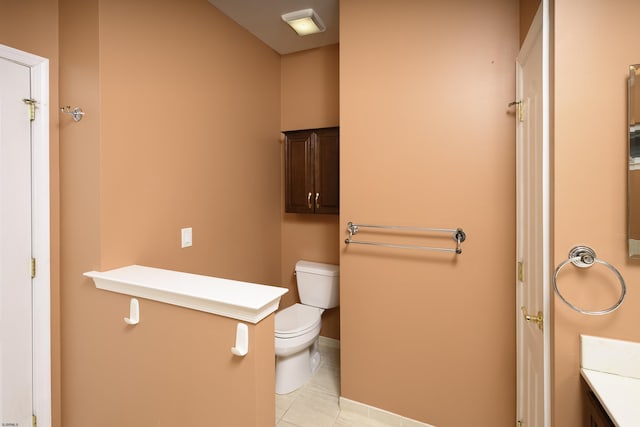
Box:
295, 260, 340, 309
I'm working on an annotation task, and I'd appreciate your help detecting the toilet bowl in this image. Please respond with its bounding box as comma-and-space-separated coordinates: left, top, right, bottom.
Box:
274, 261, 339, 395
274, 304, 323, 394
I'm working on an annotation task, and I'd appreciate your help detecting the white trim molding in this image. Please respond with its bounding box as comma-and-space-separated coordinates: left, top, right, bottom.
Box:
339, 397, 434, 427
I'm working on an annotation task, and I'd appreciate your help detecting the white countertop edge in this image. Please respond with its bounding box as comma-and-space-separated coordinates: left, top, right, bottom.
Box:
84, 265, 288, 324
581, 368, 640, 427
581, 335, 640, 379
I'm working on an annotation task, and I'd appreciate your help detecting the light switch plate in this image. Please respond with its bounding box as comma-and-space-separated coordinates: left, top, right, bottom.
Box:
181, 227, 192, 248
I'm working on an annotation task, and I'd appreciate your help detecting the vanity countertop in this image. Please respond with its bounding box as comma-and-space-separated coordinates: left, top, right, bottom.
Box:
581, 335, 640, 426
581, 368, 640, 426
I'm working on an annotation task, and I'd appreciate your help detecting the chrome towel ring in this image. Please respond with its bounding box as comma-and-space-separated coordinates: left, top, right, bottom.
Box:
553, 246, 626, 315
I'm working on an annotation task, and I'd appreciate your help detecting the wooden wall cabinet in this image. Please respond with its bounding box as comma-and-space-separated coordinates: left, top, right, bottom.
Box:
284, 127, 339, 214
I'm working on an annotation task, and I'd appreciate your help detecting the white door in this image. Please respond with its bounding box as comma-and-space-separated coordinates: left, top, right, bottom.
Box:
516, 3, 551, 427
0, 56, 34, 427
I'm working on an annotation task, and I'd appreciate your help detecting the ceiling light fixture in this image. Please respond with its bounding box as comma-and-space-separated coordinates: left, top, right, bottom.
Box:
281, 8, 326, 36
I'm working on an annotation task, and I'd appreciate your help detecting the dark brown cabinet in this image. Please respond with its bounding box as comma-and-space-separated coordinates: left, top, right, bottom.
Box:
284, 127, 339, 214
583, 380, 615, 427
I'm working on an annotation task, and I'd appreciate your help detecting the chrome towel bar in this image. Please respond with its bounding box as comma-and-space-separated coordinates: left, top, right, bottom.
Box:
344, 222, 466, 254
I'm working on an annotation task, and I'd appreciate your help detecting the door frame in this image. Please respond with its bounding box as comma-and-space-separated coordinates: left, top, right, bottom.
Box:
0, 43, 51, 427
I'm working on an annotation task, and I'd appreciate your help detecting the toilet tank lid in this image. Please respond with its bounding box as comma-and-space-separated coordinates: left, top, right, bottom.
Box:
295, 260, 339, 276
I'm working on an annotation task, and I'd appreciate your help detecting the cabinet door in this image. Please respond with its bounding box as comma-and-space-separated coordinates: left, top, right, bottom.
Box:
284, 130, 314, 213
313, 127, 339, 214
583, 383, 615, 427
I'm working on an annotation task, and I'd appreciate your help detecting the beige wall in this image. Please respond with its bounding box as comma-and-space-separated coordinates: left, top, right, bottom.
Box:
58, 0, 281, 425
520, 0, 542, 46
340, 1, 518, 425
98, 0, 282, 281
554, 1, 640, 425
59, 1, 101, 425
0, 1, 61, 425
9, 1, 639, 425
280, 45, 341, 339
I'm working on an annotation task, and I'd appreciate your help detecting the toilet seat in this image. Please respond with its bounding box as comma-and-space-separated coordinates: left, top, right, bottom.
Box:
275, 304, 322, 338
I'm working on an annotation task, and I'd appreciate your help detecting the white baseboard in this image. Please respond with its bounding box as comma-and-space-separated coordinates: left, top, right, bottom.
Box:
319, 336, 340, 349
339, 397, 435, 427
319, 339, 433, 426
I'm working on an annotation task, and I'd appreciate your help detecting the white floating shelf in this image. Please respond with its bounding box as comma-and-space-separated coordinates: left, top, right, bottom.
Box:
84, 265, 288, 324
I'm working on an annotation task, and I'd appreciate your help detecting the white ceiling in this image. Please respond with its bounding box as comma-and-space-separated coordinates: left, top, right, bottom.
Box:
207, 0, 339, 55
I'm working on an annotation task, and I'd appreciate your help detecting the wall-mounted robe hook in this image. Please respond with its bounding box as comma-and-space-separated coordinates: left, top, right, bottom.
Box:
231, 323, 248, 357
124, 298, 140, 325
60, 105, 85, 122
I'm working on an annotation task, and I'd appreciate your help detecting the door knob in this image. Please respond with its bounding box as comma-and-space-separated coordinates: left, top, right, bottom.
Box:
521, 306, 543, 331
315, 193, 320, 209
307, 192, 312, 209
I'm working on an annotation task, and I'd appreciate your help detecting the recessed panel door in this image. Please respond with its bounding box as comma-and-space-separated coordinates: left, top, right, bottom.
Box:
516, 5, 550, 427
285, 130, 314, 213
313, 127, 339, 214
0, 56, 33, 427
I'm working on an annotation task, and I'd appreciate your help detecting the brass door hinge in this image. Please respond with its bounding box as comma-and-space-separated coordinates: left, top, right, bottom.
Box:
517, 261, 524, 282
517, 101, 524, 122
31, 257, 36, 279
508, 100, 524, 122
32, 414, 37, 427
23, 98, 37, 121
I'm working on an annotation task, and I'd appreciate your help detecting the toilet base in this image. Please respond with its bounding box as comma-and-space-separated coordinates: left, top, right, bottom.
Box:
275, 338, 321, 395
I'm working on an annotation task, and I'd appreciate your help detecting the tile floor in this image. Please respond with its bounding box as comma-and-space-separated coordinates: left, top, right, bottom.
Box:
275, 338, 406, 427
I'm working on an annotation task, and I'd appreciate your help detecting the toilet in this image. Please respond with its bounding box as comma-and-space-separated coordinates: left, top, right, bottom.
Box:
275, 260, 339, 395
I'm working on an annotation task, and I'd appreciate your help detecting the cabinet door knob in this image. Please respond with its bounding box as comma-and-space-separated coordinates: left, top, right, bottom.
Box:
315, 193, 320, 209
307, 192, 312, 209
